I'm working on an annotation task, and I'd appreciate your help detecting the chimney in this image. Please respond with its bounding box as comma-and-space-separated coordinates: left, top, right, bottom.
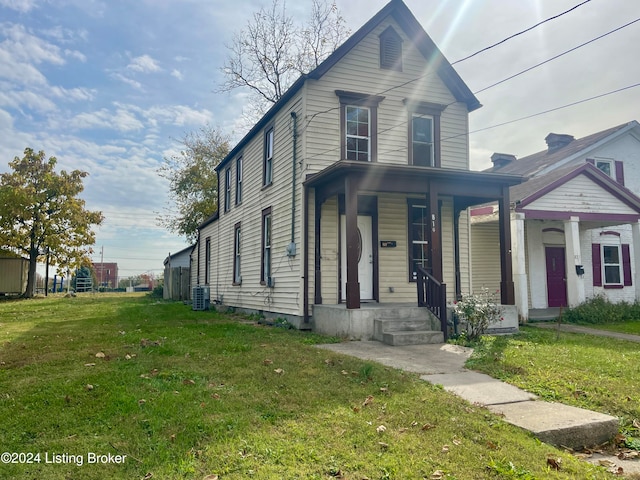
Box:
545, 133, 574, 153
491, 152, 517, 169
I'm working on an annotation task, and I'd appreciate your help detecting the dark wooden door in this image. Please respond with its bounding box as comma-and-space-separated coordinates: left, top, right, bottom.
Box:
545, 246, 567, 307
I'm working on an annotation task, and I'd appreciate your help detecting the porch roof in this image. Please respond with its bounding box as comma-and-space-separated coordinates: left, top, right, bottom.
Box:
304, 161, 523, 208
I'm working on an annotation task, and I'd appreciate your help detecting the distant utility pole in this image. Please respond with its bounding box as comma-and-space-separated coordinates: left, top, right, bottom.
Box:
100, 246, 104, 288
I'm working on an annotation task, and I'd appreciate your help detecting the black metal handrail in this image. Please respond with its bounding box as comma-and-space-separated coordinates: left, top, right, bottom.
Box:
416, 265, 448, 340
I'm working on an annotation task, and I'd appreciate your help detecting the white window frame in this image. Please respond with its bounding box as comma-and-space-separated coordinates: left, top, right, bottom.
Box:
409, 201, 429, 281
264, 127, 274, 186
233, 223, 241, 284
224, 167, 231, 212
411, 114, 434, 167
235, 157, 243, 205
345, 105, 371, 162
595, 158, 614, 178
262, 209, 272, 283
602, 244, 622, 286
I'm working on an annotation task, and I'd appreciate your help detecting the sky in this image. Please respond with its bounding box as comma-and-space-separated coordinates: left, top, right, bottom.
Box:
1, 0, 639, 282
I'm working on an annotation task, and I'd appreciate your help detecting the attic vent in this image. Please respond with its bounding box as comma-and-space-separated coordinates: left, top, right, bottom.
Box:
380, 26, 403, 71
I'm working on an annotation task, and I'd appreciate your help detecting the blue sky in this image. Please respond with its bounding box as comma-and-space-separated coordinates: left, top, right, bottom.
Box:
1, 0, 639, 281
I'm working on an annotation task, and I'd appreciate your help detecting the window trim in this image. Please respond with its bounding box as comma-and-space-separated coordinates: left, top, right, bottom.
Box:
224, 167, 231, 213
233, 222, 242, 285
405, 100, 445, 167
407, 198, 430, 282
204, 237, 211, 285
263, 125, 274, 187
602, 244, 622, 287
336, 90, 384, 162
235, 156, 243, 205
261, 207, 272, 285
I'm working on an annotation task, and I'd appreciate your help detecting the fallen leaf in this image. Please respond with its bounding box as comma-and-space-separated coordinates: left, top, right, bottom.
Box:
486, 440, 498, 450
376, 425, 386, 433
84, 363, 95, 367
183, 379, 196, 385
125, 354, 132, 360
441, 445, 449, 453
431, 471, 445, 480
170, 434, 176, 443
150, 369, 159, 376
203, 476, 219, 480
211, 393, 220, 399
452, 439, 462, 446
352, 406, 360, 413
85, 384, 94, 391
422, 423, 436, 431
363, 395, 374, 407
633, 419, 640, 429
598, 459, 616, 467
379, 387, 388, 393
324, 359, 333, 366
411, 421, 418, 427
138, 399, 146, 405
398, 428, 407, 433
378, 442, 388, 449
263, 359, 273, 365
200, 402, 206, 408
143, 474, 153, 480
341, 370, 349, 375
95, 352, 105, 358
613, 466, 624, 476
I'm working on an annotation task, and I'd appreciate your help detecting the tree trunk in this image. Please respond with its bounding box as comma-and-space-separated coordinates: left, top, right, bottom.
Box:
24, 229, 38, 298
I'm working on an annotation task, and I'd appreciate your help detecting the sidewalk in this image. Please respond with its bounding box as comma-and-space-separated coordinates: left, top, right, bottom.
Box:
530, 322, 640, 343
315, 339, 639, 474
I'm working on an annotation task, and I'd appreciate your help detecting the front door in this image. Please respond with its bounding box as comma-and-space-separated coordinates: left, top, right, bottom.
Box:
545, 246, 567, 307
341, 215, 373, 301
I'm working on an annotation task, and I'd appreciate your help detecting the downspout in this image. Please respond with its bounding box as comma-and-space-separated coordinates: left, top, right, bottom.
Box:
290, 112, 298, 252
303, 184, 309, 325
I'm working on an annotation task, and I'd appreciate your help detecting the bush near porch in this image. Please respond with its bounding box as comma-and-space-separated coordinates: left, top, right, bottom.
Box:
562, 295, 640, 325
0, 294, 609, 479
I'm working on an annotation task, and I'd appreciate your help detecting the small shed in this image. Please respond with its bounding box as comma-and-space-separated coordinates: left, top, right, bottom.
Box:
0, 257, 29, 295
163, 245, 194, 301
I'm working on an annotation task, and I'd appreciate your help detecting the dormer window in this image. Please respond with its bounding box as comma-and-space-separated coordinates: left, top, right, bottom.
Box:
587, 157, 625, 185
595, 159, 613, 177
380, 26, 402, 71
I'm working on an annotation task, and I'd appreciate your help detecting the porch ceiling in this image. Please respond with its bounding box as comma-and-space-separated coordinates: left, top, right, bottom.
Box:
304, 161, 523, 206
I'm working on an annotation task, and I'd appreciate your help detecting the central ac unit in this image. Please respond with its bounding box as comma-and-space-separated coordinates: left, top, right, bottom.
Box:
192, 285, 210, 310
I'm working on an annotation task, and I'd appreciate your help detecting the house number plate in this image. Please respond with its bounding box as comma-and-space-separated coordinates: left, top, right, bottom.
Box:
380, 241, 396, 248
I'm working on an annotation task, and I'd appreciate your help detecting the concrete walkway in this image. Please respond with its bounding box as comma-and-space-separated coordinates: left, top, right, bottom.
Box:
531, 322, 640, 343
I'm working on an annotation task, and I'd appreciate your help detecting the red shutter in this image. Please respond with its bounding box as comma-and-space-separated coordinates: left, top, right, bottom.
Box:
592, 243, 602, 286
622, 243, 632, 286
615, 161, 625, 186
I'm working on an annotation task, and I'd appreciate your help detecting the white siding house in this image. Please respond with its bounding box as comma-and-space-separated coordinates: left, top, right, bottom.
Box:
191, 0, 522, 341
472, 121, 640, 321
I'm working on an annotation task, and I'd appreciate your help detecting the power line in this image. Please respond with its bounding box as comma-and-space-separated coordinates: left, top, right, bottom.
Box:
452, 0, 593, 65
474, 17, 640, 95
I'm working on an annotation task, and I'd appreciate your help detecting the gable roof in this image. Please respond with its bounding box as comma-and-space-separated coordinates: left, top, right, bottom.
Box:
216, 0, 479, 173
512, 162, 640, 213
163, 244, 196, 265
489, 121, 638, 177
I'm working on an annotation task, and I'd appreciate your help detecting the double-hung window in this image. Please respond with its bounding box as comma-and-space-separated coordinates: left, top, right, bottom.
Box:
233, 222, 241, 284
408, 199, 429, 281
235, 157, 243, 205
264, 127, 274, 186
224, 167, 231, 212
205, 237, 211, 285
336, 90, 384, 162
411, 115, 434, 166
261, 207, 272, 285
602, 245, 621, 285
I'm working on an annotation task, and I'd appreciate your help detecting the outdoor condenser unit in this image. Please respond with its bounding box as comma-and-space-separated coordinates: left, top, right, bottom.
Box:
192, 285, 210, 311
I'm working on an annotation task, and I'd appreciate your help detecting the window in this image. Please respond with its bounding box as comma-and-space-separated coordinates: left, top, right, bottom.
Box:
224, 167, 231, 212
379, 26, 403, 71
595, 159, 613, 178
411, 115, 434, 166
235, 157, 243, 205
405, 100, 445, 167
336, 90, 384, 162
233, 223, 241, 284
261, 207, 272, 284
603, 245, 621, 285
408, 199, 429, 281
205, 237, 211, 285
264, 127, 274, 186
346, 106, 370, 161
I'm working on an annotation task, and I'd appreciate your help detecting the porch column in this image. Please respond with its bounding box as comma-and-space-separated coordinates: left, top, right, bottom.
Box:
314, 190, 322, 304
428, 182, 442, 282
498, 187, 515, 304
563, 216, 585, 306
511, 212, 528, 321
632, 221, 640, 301
345, 175, 360, 309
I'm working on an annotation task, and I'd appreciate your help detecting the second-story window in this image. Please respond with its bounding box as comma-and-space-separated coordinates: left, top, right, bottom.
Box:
264, 127, 274, 186
411, 115, 434, 166
224, 167, 231, 212
235, 156, 243, 205
336, 90, 384, 163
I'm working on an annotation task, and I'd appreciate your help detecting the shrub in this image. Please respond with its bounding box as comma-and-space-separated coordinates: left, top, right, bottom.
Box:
563, 295, 640, 324
149, 285, 163, 298
452, 288, 503, 341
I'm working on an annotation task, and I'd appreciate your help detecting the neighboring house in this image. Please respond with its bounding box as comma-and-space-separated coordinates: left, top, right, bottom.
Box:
191, 0, 521, 341
0, 256, 29, 296
163, 245, 194, 300
472, 121, 640, 321
92, 262, 118, 289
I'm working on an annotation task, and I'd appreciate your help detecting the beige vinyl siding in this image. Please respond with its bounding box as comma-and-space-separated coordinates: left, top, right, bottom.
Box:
302, 17, 468, 174
378, 194, 411, 301
526, 174, 638, 214
211, 95, 305, 316
320, 196, 339, 303
440, 198, 456, 302
458, 209, 471, 296
471, 222, 501, 294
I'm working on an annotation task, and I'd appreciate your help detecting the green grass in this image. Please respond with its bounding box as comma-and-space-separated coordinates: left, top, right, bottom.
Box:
467, 326, 640, 429
579, 321, 640, 335
0, 294, 612, 479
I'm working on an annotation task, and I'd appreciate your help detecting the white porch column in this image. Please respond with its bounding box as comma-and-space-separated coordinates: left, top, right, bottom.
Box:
511, 212, 528, 322
564, 216, 585, 306
632, 221, 640, 301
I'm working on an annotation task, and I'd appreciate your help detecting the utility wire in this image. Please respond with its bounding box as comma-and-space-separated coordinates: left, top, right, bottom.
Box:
452, 0, 593, 64
474, 17, 640, 94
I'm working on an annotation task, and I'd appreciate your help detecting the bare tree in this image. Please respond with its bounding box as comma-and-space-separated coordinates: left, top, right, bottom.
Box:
219, 0, 350, 118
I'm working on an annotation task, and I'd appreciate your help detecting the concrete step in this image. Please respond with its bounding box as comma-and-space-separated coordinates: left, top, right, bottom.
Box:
382, 330, 444, 346
374, 317, 441, 341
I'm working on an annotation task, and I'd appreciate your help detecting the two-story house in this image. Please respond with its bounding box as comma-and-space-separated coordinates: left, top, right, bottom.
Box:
192, 0, 522, 342
472, 121, 640, 321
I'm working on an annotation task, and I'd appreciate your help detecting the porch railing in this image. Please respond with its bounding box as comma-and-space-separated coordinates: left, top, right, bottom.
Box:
416, 265, 448, 341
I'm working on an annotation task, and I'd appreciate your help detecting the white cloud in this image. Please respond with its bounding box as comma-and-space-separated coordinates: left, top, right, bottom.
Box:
69, 107, 144, 132
0, 23, 65, 65
127, 54, 161, 73
143, 104, 213, 127
0, 0, 37, 13
170, 69, 183, 80
50, 85, 95, 101
64, 48, 86, 62
0, 89, 56, 112
111, 72, 142, 90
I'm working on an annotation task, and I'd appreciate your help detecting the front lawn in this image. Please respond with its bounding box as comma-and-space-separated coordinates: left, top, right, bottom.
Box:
0, 294, 611, 479
467, 326, 640, 437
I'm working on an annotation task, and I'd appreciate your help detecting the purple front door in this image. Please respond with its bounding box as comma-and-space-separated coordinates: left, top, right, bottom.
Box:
545, 246, 567, 307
